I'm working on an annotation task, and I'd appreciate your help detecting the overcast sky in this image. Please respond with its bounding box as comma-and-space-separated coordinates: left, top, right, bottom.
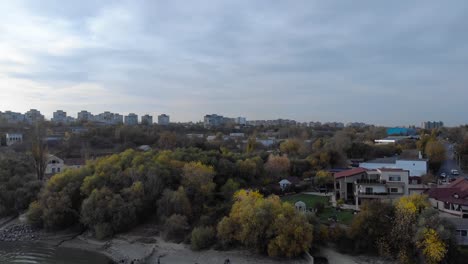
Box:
0, 0, 467, 126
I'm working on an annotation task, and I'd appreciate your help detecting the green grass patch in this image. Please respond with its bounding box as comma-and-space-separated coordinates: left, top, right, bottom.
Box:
318, 208, 355, 225
281, 194, 329, 208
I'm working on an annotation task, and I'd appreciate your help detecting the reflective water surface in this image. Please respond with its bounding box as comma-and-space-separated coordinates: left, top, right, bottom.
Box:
0, 241, 113, 264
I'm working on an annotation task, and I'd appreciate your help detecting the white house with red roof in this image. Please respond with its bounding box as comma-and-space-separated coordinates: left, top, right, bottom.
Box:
334, 167, 423, 210
427, 178, 468, 218
334, 168, 367, 202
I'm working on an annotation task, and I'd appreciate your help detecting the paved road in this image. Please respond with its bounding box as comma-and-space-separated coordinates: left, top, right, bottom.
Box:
438, 141, 466, 180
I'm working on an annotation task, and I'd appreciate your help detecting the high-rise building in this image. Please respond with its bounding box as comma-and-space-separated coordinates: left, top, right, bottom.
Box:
77, 110, 93, 121
141, 114, 153, 125
0, 111, 25, 123
124, 113, 138, 125
24, 109, 44, 124
421, 121, 444, 130
235, 117, 247, 125
204, 114, 225, 127
158, 114, 170, 125
52, 110, 67, 123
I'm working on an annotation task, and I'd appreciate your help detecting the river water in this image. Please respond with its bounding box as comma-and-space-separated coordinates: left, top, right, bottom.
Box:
0, 241, 113, 264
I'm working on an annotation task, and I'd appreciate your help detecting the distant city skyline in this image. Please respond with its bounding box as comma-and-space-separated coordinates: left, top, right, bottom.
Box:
1, 1, 467, 126
0, 108, 451, 128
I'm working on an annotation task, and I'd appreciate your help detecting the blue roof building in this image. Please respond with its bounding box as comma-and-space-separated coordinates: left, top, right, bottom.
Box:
387, 127, 417, 136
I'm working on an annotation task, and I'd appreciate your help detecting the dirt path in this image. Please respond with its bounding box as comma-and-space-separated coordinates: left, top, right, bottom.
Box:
148, 237, 308, 264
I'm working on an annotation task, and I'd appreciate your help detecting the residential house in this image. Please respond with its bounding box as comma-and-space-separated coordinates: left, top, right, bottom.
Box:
374, 136, 419, 145
64, 158, 86, 170
427, 178, 468, 218
355, 168, 409, 208
257, 138, 276, 147
360, 156, 427, 176
46, 155, 86, 177
334, 168, 368, 202
387, 127, 417, 136
46, 155, 65, 175
5, 133, 23, 146
70, 127, 89, 134
279, 176, 301, 191
229, 133, 245, 138
447, 218, 468, 245
335, 167, 419, 210
186, 133, 204, 139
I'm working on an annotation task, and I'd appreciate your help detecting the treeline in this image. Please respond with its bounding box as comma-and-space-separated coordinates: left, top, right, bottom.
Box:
27, 148, 313, 257
0, 151, 42, 216
329, 195, 460, 264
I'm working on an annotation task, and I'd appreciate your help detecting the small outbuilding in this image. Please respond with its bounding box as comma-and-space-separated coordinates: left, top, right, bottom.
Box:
295, 201, 307, 212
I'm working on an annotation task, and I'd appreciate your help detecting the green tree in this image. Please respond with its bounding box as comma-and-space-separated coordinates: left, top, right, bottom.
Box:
80, 187, 137, 239
157, 187, 192, 219
220, 179, 240, 201
191, 226, 216, 250
31, 125, 48, 181
181, 161, 216, 197
349, 201, 395, 254
236, 158, 259, 181
162, 214, 189, 242
315, 170, 333, 187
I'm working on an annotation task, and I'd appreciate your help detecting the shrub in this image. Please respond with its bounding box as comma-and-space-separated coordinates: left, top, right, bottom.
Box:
27, 201, 43, 227
315, 201, 325, 216
191, 226, 216, 250
95, 223, 113, 240
162, 214, 189, 242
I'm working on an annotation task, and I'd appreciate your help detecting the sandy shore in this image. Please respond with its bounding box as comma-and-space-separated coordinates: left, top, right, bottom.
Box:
147, 237, 309, 264
1, 217, 391, 264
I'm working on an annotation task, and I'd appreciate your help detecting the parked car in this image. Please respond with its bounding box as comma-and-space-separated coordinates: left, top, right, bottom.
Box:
440, 172, 447, 178
451, 169, 460, 175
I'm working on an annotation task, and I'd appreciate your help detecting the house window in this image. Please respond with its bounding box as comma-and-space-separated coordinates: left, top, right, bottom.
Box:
390, 188, 399, 193
52, 168, 56, 173
389, 176, 401, 181
365, 187, 373, 194
462, 230, 467, 237
57, 168, 61, 172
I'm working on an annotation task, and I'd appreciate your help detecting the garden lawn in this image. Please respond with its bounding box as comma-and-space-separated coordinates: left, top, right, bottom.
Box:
318, 208, 355, 225
281, 194, 329, 208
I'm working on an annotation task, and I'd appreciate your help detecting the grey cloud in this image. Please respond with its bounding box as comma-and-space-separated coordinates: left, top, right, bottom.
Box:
1, 0, 467, 125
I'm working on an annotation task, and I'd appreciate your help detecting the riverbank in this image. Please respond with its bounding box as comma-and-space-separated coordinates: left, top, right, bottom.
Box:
0, 216, 391, 264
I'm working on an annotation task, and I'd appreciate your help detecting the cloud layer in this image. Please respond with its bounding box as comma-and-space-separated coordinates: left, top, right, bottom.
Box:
1, 0, 467, 125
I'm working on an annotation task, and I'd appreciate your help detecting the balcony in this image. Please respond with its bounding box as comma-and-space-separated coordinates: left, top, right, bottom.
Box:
357, 191, 389, 196
356, 191, 403, 199
356, 179, 386, 184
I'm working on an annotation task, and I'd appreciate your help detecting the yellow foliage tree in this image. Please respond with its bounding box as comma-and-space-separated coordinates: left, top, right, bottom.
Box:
417, 228, 447, 264
218, 190, 313, 257
395, 194, 429, 215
